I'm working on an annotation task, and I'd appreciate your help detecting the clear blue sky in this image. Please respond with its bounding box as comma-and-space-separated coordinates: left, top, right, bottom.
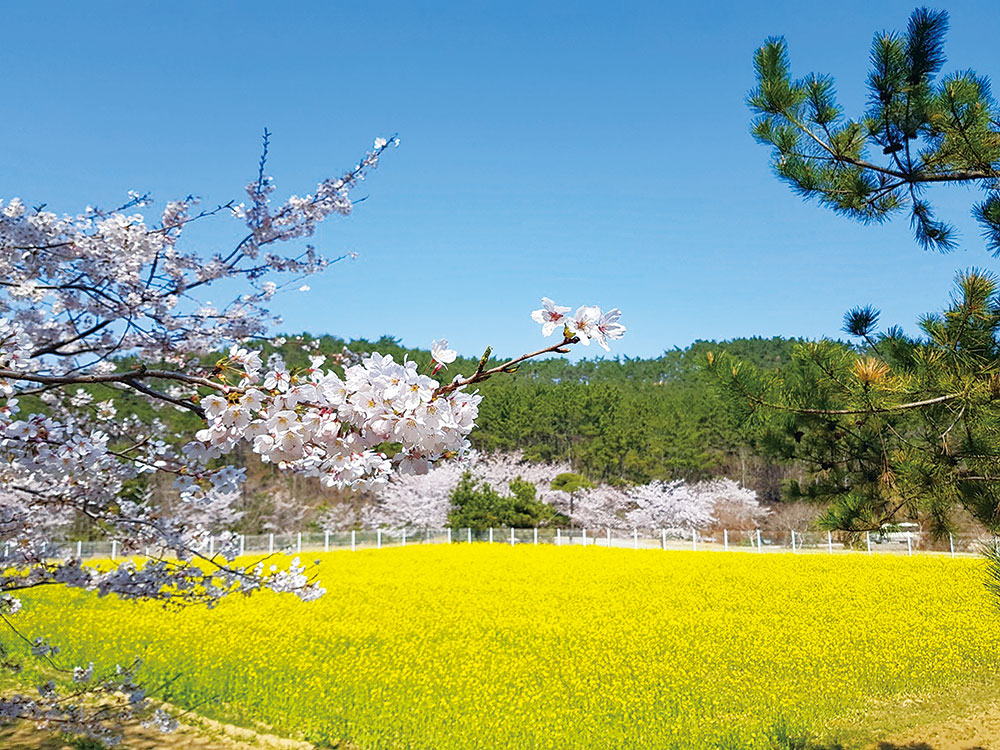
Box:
3, 1, 998, 360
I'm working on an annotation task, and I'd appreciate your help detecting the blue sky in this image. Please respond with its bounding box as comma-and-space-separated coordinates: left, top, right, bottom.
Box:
3, 1, 999, 360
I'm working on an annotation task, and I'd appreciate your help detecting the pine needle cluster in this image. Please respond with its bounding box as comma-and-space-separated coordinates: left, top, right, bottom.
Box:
749, 8, 1000, 253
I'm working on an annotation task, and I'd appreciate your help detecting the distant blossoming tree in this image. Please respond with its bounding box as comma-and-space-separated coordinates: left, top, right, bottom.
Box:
361, 460, 466, 530
0, 130, 625, 740
704, 478, 770, 531
563, 477, 765, 532
316, 500, 363, 533
562, 485, 631, 529
626, 478, 766, 533
625, 480, 718, 531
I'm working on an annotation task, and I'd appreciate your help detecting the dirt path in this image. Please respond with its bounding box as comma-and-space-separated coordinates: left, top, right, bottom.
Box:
6, 685, 1000, 750
873, 696, 1000, 750
823, 679, 1000, 750
0, 712, 325, 750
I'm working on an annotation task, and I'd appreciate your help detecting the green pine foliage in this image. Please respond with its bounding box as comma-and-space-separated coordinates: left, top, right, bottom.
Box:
750, 7, 1000, 253
709, 270, 1000, 537
733, 7, 1000, 538
550, 473, 593, 494
446, 473, 568, 532
470, 337, 811, 487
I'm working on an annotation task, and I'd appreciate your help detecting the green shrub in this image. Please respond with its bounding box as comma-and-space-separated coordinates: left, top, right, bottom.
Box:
447, 473, 568, 532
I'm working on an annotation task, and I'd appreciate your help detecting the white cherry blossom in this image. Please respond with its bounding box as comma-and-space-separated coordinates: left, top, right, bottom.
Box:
530, 297, 571, 336
430, 338, 457, 372
0, 130, 625, 741
595, 308, 627, 351
566, 305, 602, 345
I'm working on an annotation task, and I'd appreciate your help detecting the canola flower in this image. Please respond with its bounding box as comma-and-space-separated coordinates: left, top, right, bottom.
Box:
12, 547, 1000, 749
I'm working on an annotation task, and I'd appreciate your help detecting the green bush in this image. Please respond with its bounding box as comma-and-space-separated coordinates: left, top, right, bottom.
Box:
447, 473, 568, 532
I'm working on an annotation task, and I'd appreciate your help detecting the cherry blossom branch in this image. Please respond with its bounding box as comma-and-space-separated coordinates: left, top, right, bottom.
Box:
0, 134, 412, 742
119, 378, 205, 417
0, 366, 223, 392
432, 336, 578, 398
30, 319, 116, 357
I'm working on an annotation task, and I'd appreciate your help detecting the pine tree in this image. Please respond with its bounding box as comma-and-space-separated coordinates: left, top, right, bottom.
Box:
709, 271, 1000, 536
716, 8, 1000, 538
750, 8, 1000, 253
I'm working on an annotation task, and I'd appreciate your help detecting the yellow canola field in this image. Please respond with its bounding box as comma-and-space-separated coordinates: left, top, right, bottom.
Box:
14, 546, 1000, 749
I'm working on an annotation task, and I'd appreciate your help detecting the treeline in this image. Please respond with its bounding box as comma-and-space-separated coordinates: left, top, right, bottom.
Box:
49, 333, 848, 534
262, 333, 827, 500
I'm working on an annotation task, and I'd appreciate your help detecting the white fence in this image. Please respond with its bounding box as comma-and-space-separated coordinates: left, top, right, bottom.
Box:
27, 527, 993, 562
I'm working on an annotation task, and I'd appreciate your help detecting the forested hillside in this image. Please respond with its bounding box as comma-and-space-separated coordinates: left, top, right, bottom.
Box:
49, 333, 839, 537
258, 333, 822, 499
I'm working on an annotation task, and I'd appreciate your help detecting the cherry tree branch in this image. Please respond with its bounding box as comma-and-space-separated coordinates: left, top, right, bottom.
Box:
0, 366, 224, 392
432, 336, 579, 398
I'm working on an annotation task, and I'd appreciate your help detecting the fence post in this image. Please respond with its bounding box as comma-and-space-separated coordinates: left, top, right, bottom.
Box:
239, 534, 245, 557
661, 528, 666, 550
557, 528, 561, 547
692, 529, 697, 552
208, 536, 215, 557
297, 532, 302, 554
534, 527, 538, 545
723, 529, 729, 552
489, 527, 493, 544
111, 540, 117, 561
351, 530, 356, 552
866, 531, 871, 555
467, 528, 472, 544
906, 531, 912, 556
76, 539, 82, 558
582, 528, 588, 546
269, 533, 274, 554
828, 530, 833, 555
448, 528, 452, 544
756, 529, 762, 552
402, 531, 407, 547
949, 533, 955, 558
791, 530, 796, 553
510, 527, 515, 547
377, 529, 382, 549
607, 528, 611, 547
324, 530, 330, 552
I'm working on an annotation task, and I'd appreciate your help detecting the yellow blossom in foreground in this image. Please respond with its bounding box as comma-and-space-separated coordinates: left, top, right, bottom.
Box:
14, 546, 1000, 749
